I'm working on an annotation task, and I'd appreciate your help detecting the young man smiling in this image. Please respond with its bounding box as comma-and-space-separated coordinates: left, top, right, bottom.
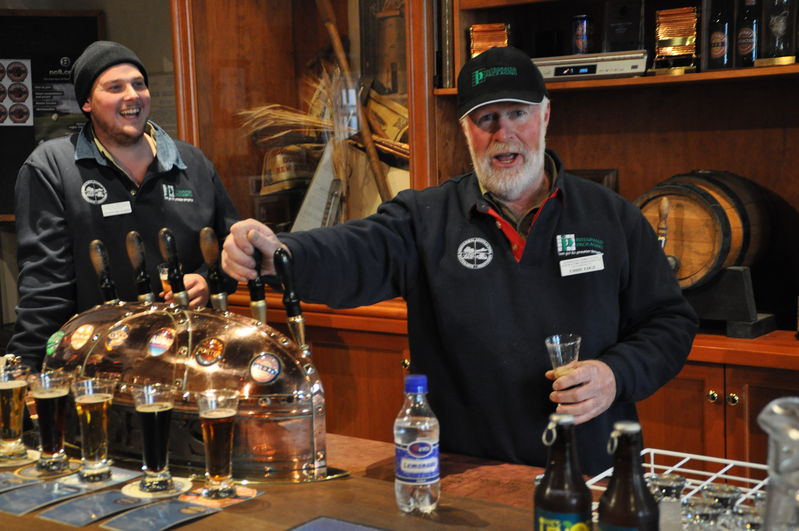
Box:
220, 47, 698, 474
8, 41, 239, 369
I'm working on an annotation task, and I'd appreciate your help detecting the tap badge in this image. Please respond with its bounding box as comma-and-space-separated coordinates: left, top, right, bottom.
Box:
194, 338, 224, 366
457, 237, 493, 270
249, 352, 281, 384
148, 328, 175, 357
105, 325, 129, 350
70, 324, 95, 350
46, 330, 66, 356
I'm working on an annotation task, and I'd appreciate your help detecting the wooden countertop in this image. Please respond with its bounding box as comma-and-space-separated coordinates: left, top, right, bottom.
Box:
0, 434, 539, 530
230, 290, 799, 371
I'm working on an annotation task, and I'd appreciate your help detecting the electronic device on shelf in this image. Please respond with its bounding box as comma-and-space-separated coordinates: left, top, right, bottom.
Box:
534, 50, 648, 81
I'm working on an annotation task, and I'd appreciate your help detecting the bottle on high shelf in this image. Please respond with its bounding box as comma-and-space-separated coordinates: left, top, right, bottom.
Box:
598, 421, 659, 531
708, 0, 732, 68
533, 413, 592, 531
736, 0, 761, 66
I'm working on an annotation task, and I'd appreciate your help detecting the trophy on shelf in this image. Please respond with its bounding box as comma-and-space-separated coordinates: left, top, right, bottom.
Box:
755, 0, 796, 66
652, 6, 699, 74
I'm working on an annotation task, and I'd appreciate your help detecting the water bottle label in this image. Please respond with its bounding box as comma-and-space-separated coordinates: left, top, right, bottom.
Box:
395, 440, 439, 484
534, 508, 591, 531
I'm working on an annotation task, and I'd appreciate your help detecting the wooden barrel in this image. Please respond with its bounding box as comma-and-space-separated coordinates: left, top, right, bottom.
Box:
634, 170, 772, 289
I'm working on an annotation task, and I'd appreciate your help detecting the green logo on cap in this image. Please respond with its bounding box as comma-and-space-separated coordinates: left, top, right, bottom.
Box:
472, 66, 518, 86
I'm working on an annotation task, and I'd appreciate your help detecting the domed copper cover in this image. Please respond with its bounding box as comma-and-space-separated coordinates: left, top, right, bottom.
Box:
43, 301, 326, 482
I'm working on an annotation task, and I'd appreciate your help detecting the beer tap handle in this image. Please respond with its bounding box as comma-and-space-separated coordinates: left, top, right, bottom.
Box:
274, 247, 308, 352
157, 228, 189, 307
199, 227, 228, 312
89, 239, 119, 304
247, 248, 266, 323
125, 231, 155, 304
657, 197, 680, 272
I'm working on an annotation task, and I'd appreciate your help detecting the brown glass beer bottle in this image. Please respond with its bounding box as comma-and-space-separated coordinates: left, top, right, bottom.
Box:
533, 413, 592, 531
598, 421, 658, 530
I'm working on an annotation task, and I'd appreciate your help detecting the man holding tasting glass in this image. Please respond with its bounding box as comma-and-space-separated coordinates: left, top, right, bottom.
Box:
222, 47, 698, 474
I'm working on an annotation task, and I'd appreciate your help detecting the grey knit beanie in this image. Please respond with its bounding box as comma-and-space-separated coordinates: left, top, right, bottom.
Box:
71, 41, 148, 116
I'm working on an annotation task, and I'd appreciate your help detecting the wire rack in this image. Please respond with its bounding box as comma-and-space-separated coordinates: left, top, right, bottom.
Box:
585, 447, 769, 507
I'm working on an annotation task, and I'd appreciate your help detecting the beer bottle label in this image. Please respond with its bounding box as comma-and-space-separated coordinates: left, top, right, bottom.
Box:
710, 32, 728, 58
534, 508, 591, 531
737, 27, 755, 55
395, 440, 439, 484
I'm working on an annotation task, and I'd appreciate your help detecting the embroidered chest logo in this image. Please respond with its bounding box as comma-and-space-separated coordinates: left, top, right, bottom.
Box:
81, 180, 108, 205
555, 233, 605, 257
457, 237, 493, 270
162, 184, 194, 203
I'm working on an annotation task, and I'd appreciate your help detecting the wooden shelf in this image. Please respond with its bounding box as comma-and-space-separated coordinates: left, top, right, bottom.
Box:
434, 63, 799, 95
460, 0, 554, 8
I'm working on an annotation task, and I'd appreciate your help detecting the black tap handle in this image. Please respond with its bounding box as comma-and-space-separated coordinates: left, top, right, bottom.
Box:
247, 248, 265, 300
274, 247, 300, 318
199, 227, 225, 295
89, 239, 118, 303
125, 231, 153, 298
158, 228, 186, 293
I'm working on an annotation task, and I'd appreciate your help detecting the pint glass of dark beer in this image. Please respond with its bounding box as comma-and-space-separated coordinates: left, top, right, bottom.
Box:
131, 383, 175, 492
196, 388, 239, 498
0, 363, 29, 460
71, 377, 116, 481
28, 371, 72, 472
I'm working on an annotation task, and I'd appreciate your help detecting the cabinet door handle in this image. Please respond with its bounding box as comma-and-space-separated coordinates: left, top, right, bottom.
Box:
706, 390, 719, 403
727, 393, 740, 406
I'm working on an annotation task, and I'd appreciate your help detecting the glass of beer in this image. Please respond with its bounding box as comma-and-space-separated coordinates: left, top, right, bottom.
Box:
545, 333, 581, 378
196, 388, 239, 498
28, 371, 72, 472
131, 383, 175, 492
0, 364, 30, 460
157, 263, 171, 294
71, 377, 115, 481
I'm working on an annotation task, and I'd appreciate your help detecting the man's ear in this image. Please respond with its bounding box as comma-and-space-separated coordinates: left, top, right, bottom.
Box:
81, 101, 92, 114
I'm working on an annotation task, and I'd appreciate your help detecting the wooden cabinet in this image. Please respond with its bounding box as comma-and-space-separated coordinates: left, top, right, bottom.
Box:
638, 340, 799, 468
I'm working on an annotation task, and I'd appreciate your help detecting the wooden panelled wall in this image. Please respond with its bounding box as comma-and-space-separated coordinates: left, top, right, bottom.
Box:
170, 0, 349, 220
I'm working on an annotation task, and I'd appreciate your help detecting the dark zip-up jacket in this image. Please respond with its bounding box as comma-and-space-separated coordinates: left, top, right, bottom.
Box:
8, 122, 240, 369
281, 150, 697, 474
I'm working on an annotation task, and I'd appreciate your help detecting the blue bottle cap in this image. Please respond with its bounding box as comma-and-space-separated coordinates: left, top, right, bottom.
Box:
404, 374, 427, 393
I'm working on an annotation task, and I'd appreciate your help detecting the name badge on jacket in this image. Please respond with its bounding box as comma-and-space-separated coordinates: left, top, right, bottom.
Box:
559, 254, 604, 277
101, 201, 132, 217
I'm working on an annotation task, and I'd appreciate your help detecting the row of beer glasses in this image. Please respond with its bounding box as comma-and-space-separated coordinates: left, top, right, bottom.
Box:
131, 384, 239, 498
0, 363, 240, 498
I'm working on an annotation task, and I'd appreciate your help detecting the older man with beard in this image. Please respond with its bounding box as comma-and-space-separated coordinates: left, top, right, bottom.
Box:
221, 46, 697, 474
8, 41, 239, 369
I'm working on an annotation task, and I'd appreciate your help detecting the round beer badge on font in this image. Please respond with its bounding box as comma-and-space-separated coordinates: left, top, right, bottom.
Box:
194, 338, 224, 366
148, 328, 175, 357
70, 324, 94, 350
46, 330, 65, 356
249, 353, 281, 384
105, 325, 130, 350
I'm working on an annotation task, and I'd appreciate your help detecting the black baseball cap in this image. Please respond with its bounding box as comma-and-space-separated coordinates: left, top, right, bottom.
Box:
71, 41, 149, 117
457, 46, 548, 120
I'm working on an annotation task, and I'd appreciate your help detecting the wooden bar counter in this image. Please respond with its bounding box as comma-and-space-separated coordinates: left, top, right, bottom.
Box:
0, 434, 538, 530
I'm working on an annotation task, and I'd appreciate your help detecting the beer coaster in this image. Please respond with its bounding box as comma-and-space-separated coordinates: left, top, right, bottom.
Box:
120, 476, 193, 499
59, 466, 141, 489
15, 459, 80, 479
0, 449, 38, 468
179, 485, 263, 508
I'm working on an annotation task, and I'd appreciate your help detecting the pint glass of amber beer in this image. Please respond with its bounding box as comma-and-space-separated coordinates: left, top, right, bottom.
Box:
0, 364, 29, 460
28, 371, 72, 472
71, 377, 116, 481
196, 388, 239, 498
131, 383, 175, 492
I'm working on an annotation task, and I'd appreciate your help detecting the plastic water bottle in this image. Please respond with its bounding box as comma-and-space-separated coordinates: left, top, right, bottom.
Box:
394, 373, 440, 513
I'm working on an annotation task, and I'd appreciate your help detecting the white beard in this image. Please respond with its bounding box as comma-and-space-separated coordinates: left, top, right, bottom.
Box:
463, 118, 548, 203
